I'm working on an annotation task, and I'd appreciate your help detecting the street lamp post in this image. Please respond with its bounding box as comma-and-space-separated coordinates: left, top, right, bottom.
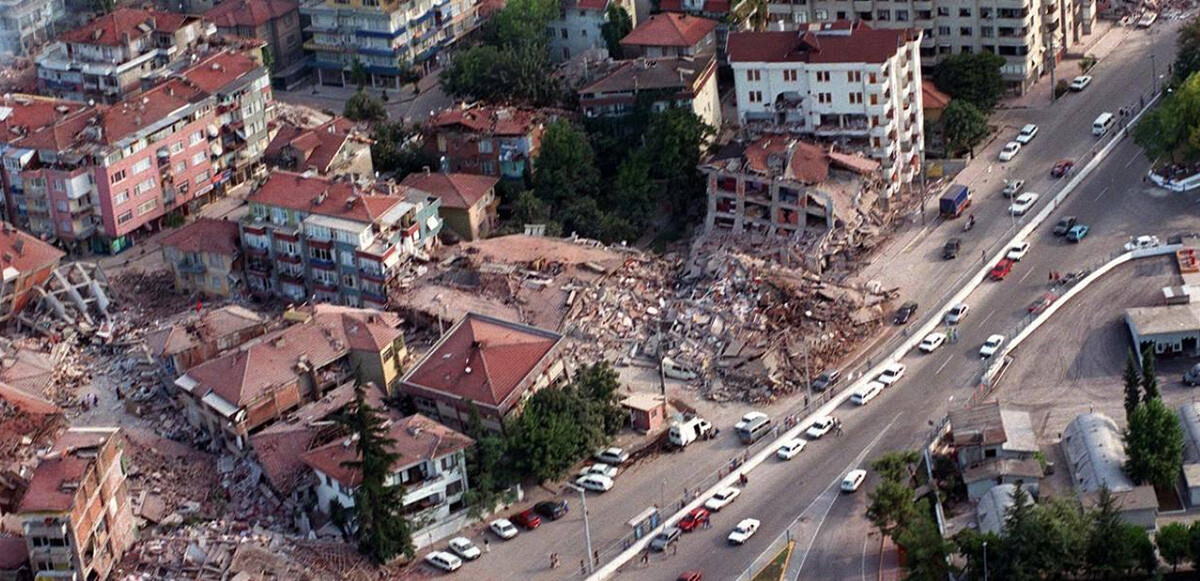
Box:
983, 540, 989, 581
804, 310, 813, 402
569, 485, 594, 574
1047, 39, 1058, 104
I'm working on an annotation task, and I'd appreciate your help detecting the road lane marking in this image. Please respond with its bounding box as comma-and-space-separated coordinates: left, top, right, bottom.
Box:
898, 227, 929, 254
979, 310, 995, 326
1017, 265, 1037, 283
935, 356, 953, 374
1125, 155, 1140, 168
1093, 185, 1111, 202
788, 413, 904, 580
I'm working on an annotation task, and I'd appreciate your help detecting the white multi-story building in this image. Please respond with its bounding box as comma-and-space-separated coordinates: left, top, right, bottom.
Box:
728, 21, 924, 196
767, 0, 1095, 95
0, 0, 63, 56
546, 0, 637, 62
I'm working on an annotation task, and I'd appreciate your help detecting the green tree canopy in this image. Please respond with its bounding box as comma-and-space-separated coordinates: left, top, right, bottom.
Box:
533, 120, 601, 207
1087, 487, 1158, 578
601, 5, 634, 59
1158, 522, 1191, 572
491, 0, 558, 47
370, 121, 436, 177
1140, 345, 1159, 401
866, 478, 918, 537
870, 450, 921, 483
933, 53, 1006, 112
642, 108, 714, 214
895, 501, 952, 581
350, 60, 370, 88
344, 90, 387, 123
1133, 71, 1200, 163
1125, 396, 1184, 489
942, 100, 989, 156
441, 44, 562, 105
1123, 348, 1142, 419
1177, 15, 1200, 83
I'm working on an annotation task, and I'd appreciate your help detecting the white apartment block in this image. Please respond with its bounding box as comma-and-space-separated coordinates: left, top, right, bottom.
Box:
729, 21, 924, 197
767, 0, 1095, 94
0, 0, 63, 56
547, 0, 637, 62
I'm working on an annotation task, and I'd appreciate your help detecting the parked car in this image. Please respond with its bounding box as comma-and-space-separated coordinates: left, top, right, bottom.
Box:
990, 258, 1015, 281
777, 438, 807, 460
1002, 179, 1026, 197
594, 447, 629, 465
650, 526, 683, 551
1185, 363, 1200, 386
489, 519, 519, 540
578, 463, 618, 479
998, 141, 1021, 161
1009, 192, 1040, 216
705, 487, 742, 511
840, 469, 868, 492
677, 571, 704, 581
851, 381, 883, 405
1124, 235, 1161, 251
678, 507, 711, 531
894, 301, 918, 325
943, 238, 962, 259
448, 537, 481, 560
806, 416, 836, 439
1053, 216, 1078, 236
575, 474, 614, 492
425, 551, 464, 572
945, 303, 970, 324
1069, 75, 1093, 91
1051, 160, 1075, 178
534, 500, 569, 521
1006, 240, 1031, 261
980, 334, 1006, 358
919, 332, 947, 353
1028, 293, 1057, 314
1067, 224, 1091, 242
511, 509, 542, 530
811, 369, 841, 392
1137, 11, 1158, 27
877, 362, 907, 386
727, 519, 761, 544
1015, 124, 1039, 144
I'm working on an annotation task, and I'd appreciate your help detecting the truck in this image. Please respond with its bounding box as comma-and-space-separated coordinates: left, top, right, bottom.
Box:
669, 416, 714, 448
939, 184, 971, 219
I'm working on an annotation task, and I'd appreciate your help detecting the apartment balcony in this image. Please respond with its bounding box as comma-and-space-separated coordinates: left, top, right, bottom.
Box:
913, 0, 932, 9
176, 260, 206, 274
852, 0, 872, 11
814, 115, 870, 137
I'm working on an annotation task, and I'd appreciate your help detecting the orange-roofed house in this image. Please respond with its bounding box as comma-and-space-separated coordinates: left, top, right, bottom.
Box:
263, 117, 374, 179
17, 427, 135, 581
240, 171, 441, 307
0, 222, 63, 323
174, 304, 406, 451
619, 12, 717, 59
205, 0, 307, 88
922, 79, 951, 123
160, 218, 242, 297
35, 8, 211, 103
400, 312, 567, 433
578, 56, 721, 132
400, 170, 499, 241
423, 105, 550, 181
301, 412, 473, 541
546, 0, 637, 62
144, 304, 268, 376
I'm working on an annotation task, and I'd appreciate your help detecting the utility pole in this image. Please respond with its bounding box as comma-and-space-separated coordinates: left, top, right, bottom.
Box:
803, 310, 813, 402
983, 540, 989, 581
1047, 39, 1058, 104
571, 485, 594, 575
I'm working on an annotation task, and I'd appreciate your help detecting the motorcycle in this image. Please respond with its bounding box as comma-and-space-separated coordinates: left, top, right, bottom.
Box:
964, 215, 976, 232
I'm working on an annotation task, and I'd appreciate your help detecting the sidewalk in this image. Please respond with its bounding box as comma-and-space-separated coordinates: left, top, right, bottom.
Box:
1000, 20, 1129, 110
275, 72, 453, 124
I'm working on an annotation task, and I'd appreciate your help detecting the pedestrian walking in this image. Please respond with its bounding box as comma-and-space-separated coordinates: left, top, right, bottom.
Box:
581, 559, 587, 575
594, 550, 599, 566
484, 538, 490, 553
981, 249, 987, 263
672, 543, 678, 556
641, 552, 649, 567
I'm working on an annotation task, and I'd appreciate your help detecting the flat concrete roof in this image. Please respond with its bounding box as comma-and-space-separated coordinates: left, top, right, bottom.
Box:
1126, 303, 1200, 337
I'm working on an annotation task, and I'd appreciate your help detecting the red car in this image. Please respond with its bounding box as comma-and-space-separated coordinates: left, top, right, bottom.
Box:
511, 509, 542, 530
678, 507, 710, 531
1051, 160, 1075, 178
989, 258, 1015, 281
1028, 293, 1057, 314
678, 570, 703, 581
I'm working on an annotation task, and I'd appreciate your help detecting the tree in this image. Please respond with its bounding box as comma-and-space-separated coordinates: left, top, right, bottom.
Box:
601, 5, 633, 59
461, 401, 513, 517
262, 46, 275, 72
642, 108, 714, 215
1188, 520, 1200, 568
1125, 396, 1184, 489
1123, 348, 1142, 419
952, 529, 1001, 581
894, 501, 952, 581
1158, 522, 1191, 572
1140, 345, 1159, 401
91, 0, 115, 13
337, 383, 414, 563
941, 100, 990, 156
533, 121, 601, 207
1133, 71, 1200, 163
370, 121, 437, 177
344, 90, 387, 123
1086, 487, 1157, 579
870, 450, 921, 483
491, 0, 558, 47
571, 362, 627, 436
932, 52, 1006, 112
1177, 15, 1200, 83
441, 43, 561, 105
350, 60, 370, 89
866, 478, 918, 537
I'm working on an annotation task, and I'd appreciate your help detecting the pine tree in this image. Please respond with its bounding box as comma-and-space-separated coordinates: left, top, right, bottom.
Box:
1140, 345, 1159, 402
338, 383, 414, 563
1123, 349, 1142, 419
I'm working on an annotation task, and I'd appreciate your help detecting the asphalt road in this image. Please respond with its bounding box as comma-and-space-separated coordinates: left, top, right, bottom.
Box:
620, 18, 1190, 581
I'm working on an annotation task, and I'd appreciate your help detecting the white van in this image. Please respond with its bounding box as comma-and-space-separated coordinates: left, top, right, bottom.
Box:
1093, 112, 1115, 136
851, 381, 884, 405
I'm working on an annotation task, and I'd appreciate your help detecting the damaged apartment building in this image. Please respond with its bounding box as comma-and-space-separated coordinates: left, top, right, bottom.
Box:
702, 134, 883, 270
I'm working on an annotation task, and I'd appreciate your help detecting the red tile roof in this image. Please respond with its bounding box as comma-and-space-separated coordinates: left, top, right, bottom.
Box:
182, 51, 263, 94
400, 172, 497, 210
160, 218, 241, 256
206, 0, 298, 29
101, 78, 207, 145
620, 13, 716, 48
0, 537, 28, 570
403, 313, 562, 411
428, 106, 539, 137
0, 95, 89, 147
59, 8, 195, 47
17, 428, 119, 514
145, 305, 266, 360
264, 117, 358, 174
923, 79, 951, 109
0, 223, 64, 275
743, 138, 830, 183
250, 171, 406, 225
300, 413, 473, 487
0, 381, 59, 416
658, 0, 730, 15
728, 21, 918, 64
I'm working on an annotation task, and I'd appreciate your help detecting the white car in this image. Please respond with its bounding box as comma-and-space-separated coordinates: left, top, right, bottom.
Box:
777, 438, 807, 460
727, 518, 761, 545
447, 537, 481, 560
594, 447, 629, 465
840, 469, 868, 492
575, 474, 615, 492
877, 362, 907, 386
489, 519, 519, 540
1137, 12, 1158, 27
425, 551, 463, 572
1015, 124, 1039, 144
851, 381, 883, 405
945, 303, 970, 325
1069, 75, 1093, 91
705, 486, 742, 511
578, 463, 618, 479
998, 141, 1021, 161
1005, 241, 1031, 261
1002, 179, 1026, 197
806, 416, 836, 439
1124, 235, 1161, 251
980, 334, 1006, 358
919, 332, 947, 353
734, 411, 769, 431
1008, 192, 1040, 216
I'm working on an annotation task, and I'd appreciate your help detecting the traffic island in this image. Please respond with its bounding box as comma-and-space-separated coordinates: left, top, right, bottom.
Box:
751, 541, 794, 581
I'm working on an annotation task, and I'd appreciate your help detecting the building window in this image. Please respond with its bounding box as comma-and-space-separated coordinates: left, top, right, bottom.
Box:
117, 211, 133, 224
560, 28, 568, 39
746, 69, 761, 81
342, 273, 357, 288
847, 71, 861, 83
960, 27, 972, 36
817, 93, 832, 104
748, 91, 763, 103
113, 190, 130, 205
876, 9, 889, 20
309, 246, 332, 261
132, 158, 151, 174
174, 161, 187, 173
195, 170, 211, 184
959, 7, 970, 16
341, 250, 355, 266
981, 26, 994, 37
869, 72, 878, 84
849, 92, 863, 104
936, 6, 949, 16
192, 151, 206, 166
815, 71, 830, 82
783, 69, 798, 82
478, 139, 493, 153
896, 10, 908, 21
190, 131, 204, 145
110, 169, 126, 184
938, 26, 951, 36
169, 142, 184, 155
481, 161, 495, 175
364, 0, 378, 5
137, 199, 158, 216
136, 179, 155, 195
